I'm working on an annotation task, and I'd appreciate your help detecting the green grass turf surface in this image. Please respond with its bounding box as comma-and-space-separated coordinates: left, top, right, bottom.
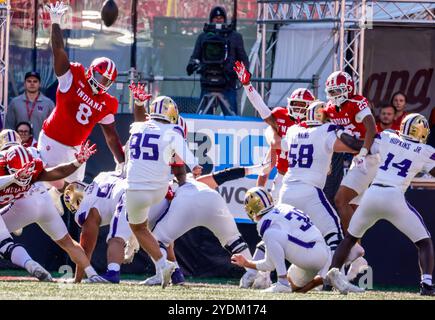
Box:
0, 270, 433, 300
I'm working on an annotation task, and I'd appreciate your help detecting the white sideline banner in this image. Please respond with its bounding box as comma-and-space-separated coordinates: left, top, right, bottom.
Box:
182, 114, 271, 223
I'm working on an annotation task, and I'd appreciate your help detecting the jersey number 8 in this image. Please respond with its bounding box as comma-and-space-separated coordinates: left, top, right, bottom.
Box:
76, 103, 93, 125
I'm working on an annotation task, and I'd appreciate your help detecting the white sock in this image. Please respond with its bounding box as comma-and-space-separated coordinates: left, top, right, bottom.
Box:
278, 277, 290, 286
421, 274, 432, 286
107, 263, 120, 272
10, 246, 33, 268
155, 257, 167, 271
173, 261, 179, 269
159, 248, 168, 261
84, 266, 98, 278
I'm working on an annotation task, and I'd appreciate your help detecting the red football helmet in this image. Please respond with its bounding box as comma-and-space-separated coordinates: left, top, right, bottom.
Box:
325, 71, 355, 106
286, 88, 315, 120
86, 57, 118, 95
6, 145, 34, 184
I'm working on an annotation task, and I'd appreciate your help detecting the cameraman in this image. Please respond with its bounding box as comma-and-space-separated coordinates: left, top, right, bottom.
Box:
186, 6, 249, 115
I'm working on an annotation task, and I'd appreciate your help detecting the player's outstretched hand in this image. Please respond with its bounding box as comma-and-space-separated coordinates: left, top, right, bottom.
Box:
233, 61, 251, 86
14, 160, 36, 186
354, 147, 368, 174
129, 82, 152, 106
74, 140, 97, 165
231, 254, 248, 268
44, 1, 68, 25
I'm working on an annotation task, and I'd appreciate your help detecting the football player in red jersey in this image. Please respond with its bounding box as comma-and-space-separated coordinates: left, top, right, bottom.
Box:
323, 71, 377, 240
42, 2, 125, 213
0, 141, 110, 283
234, 61, 315, 200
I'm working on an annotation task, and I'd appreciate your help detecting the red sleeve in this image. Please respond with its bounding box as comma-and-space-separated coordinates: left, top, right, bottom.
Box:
70, 62, 85, 76
31, 159, 45, 182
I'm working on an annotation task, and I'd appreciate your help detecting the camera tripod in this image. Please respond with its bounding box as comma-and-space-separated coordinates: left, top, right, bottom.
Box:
196, 92, 236, 116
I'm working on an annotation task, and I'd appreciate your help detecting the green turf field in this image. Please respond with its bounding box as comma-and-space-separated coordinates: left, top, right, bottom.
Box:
0, 278, 432, 300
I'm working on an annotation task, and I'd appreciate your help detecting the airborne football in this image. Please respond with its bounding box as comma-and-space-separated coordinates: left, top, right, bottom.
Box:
0, 0, 434, 303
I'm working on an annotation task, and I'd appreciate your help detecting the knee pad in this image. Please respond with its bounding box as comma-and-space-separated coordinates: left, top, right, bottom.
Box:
255, 241, 266, 253
0, 238, 20, 261
212, 167, 245, 186
224, 236, 248, 254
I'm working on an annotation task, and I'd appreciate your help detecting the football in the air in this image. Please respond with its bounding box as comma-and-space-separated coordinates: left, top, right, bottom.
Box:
101, 0, 119, 27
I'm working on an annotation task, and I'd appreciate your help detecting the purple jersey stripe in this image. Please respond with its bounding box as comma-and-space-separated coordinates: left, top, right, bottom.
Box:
77, 211, 87, 226
151, 203, 171, 232
173, 126, 184, 137
316, 187, 344, 236
406, 201, 431, 238
259, 219, 272, 237
287, 234, 316, 249
110, 215, 119, 239
430, 153, 435, 161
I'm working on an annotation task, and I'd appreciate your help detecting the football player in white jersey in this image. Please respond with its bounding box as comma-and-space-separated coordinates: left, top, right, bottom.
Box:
326, 114, 435, 296
138, 179, 255, 286
127, 84, 198, 288
279, 101, 365, 260
231, 187, 358, 293
0, 140, 110, 283
63, 172, 132, 283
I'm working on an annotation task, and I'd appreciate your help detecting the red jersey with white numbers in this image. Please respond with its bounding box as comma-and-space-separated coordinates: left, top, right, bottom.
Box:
0, 155, 44, 206
42, 62, 118, 146
271, 107, 297, 173
323, 95, 370, 139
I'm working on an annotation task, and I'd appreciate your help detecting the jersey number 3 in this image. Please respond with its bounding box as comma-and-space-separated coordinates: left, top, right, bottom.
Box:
76, 103, 93, 125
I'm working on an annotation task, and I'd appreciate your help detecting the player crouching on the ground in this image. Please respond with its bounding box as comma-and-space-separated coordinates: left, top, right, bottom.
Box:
326, 114, 435, 296
64, 171, 133, 283
0, 139, 109, 283
232, 187, 362, 293
134, 178, 256, 287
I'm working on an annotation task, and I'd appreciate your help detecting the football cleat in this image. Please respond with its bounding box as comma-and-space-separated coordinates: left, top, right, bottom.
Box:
171, 268, 185, 285
140, 274, 161, 286
160, 261, 176, 289
326, 268, 349, 294
252, 271, 272, 290
102, 270, 120, 284
239, 271, 257, 289
420, 282, 435, 296
123, 235, 140, 264
25, 260, 53, 282
83, 275, 111, 284
262, 282, 292, 293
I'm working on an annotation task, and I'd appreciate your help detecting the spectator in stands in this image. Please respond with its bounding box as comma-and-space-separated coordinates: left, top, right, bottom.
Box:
376, 104, 399, 132
5, 71, 55, 140
15, 121, 38, 148
390, 91, 408, 130
186, 6, 249, 115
